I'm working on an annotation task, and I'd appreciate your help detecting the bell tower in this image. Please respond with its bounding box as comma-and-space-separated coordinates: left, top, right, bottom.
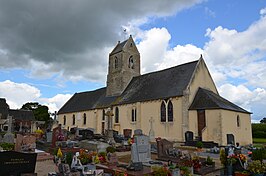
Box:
106, 35, 140, 97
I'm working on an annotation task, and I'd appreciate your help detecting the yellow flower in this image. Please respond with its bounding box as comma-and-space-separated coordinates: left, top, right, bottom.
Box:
57, 148, 63, 158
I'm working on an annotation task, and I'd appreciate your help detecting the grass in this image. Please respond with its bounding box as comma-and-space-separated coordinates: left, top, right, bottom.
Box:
253, 138, 266, 144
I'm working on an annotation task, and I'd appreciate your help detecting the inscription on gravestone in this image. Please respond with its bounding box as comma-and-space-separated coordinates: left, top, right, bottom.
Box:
0, 151, 37, 176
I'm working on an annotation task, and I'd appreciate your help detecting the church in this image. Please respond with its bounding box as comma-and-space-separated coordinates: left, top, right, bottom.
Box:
58, 36, 252, 146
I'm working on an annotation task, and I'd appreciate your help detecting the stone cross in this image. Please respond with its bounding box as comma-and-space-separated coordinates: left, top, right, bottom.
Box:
7, 115, 12, 133
149, 117, 155, 142
105, 108, 115, 144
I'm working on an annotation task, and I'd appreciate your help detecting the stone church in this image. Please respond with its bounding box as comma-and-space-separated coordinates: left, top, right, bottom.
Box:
58, 36, 252, 146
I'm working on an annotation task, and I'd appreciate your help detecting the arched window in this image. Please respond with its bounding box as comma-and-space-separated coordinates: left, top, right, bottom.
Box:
128, 55, 134, 69
115, 107, 119, 123
168, 101, 173, 122
83, 113, 87, 125
161, 102, 166, 122
102, 110, 105, 121
63, 115, 66, 125
72, 114, 75, 125
114, 56, 118, 69
237, 115, 240, 127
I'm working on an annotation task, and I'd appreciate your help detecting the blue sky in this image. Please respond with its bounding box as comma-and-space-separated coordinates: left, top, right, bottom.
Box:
0, 0, 266, 122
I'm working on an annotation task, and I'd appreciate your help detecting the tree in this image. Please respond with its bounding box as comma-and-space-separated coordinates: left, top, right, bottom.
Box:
260, 117, 266, 124
21, 102, 50, 124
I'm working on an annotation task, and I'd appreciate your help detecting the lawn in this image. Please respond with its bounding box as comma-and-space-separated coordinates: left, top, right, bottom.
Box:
253, 138, 266, 144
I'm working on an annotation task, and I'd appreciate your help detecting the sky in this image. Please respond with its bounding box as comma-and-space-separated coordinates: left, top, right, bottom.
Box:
0, 0, 266, 123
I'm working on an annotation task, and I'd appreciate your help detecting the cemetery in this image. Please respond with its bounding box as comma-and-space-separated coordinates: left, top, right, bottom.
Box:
0, 114, 266, 176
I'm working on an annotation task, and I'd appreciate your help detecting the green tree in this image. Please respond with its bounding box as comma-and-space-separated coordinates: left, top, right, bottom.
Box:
260, 117, 266, 124
21, 102, 50, 124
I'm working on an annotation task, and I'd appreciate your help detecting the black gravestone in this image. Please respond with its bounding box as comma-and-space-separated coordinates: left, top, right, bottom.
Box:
0, 151, 37, 176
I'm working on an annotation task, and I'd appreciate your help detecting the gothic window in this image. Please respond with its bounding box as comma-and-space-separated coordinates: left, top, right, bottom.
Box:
63, 115, 66, 125
131, 108, 137, 122
83, 113, 87, 125
72, 114, 75, 125
168, 101, 173, 122
102, 110, 105, 121
161, 102, 166, 122
114, 56, 118, 69
237, 115, 240, 127
161, 99, 174, 122
115, 107, 119, 123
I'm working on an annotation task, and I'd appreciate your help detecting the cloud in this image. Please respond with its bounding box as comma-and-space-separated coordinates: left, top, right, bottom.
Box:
0, 80, 72, 113
0, 0, 202, 83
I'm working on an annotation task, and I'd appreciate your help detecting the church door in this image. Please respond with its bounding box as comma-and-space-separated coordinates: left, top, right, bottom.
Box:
197, 110, 206, 138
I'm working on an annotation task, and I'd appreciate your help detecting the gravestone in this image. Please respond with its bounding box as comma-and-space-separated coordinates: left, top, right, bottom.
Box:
123, 129, 132, 139
15, 134, 36, 152
134, 129, 142, 136
46, 132, 52, 143
157, 138, 174, 158
131, 132, 151, 163
0, 151, 37, 176
52, 124, 66, 147
3, 116, 14, 144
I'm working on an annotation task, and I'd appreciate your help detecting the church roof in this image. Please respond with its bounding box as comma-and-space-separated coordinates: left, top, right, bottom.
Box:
8, 109, 35, 120
110, 40, 128, 55
58, 60, 198, 114
189, 88, 251, 114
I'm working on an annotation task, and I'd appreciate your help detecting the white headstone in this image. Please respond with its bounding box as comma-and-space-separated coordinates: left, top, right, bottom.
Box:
131, 134, 151, 163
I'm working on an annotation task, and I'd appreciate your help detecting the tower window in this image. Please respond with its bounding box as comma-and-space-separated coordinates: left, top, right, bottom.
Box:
114, 56, 118, 69
115, 107, 119, 123
128, 55, 134, 69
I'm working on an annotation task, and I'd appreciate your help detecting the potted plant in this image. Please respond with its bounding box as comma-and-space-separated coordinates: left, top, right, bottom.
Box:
196, 141, 203, 151
192, 156, 201, 172
205, 156, 215, 167
247, 160, 266, 176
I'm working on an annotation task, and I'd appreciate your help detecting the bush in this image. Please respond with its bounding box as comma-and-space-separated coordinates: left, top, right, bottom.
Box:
252, 123, 266, 138
0, 143, 14, 151
106, 146, 116, 153
196, 141, 203, 148
252, 148, 266, 161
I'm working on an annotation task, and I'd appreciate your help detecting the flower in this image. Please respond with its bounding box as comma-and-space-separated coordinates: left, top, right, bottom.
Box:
237, 154, 247, 163
227, 154, 237, 165
247, 160, 266, 174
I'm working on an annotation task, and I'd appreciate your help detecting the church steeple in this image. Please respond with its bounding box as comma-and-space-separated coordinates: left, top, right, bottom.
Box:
106, 35, 140, 97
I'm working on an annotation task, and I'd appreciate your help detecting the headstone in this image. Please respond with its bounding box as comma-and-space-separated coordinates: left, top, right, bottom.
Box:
134, 129, 142, 136
3, 116, 14, 144
157, 138, 174, 158
0, 151, 37, 176
131, 134, 151, 163
52, 124, 66, 147
123, 129, 132, 139
15, 134, 36, 152
107, 153, 118, 165
46, 132, 52, 143
185, 131, 194, 142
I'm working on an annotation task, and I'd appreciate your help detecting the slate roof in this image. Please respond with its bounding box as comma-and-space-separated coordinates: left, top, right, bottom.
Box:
58, 60, 199, 114
8, 109, 35, 120
110, 40, 128, 55
189, 88, 251, 114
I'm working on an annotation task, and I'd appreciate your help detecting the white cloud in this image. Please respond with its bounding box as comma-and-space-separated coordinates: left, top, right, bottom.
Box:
0, 80, 41, 109
260, 7, 266, 16
0, 80, 72, 113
